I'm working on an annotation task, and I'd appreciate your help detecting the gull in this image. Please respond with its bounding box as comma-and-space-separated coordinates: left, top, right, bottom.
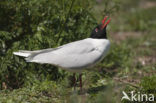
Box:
13, 16, 111, 91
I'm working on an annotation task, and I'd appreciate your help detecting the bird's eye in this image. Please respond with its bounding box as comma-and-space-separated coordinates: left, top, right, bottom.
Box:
95, 28, 98, 32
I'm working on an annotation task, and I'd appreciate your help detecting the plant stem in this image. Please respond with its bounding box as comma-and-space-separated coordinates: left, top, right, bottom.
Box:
57, 0, 76, 44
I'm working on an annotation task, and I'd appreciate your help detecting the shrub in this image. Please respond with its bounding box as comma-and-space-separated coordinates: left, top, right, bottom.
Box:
0, 0, 96, 89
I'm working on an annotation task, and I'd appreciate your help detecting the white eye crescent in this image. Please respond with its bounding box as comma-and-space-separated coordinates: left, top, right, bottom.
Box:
95, 28, 98, 32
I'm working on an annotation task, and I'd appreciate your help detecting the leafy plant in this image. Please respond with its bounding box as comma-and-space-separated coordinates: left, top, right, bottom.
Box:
0, 0, 96, 89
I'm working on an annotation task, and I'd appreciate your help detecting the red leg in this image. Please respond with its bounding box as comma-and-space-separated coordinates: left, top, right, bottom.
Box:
79, 73, 82, 91
73, 73, 76, 90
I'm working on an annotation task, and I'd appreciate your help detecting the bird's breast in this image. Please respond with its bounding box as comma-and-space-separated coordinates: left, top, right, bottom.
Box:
92, 39, 110, 60
92, 39, 110, 52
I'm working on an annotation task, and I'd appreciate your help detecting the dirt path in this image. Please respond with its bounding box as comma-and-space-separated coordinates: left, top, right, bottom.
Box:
139, 0, 156, 9
110, 31, 142, 43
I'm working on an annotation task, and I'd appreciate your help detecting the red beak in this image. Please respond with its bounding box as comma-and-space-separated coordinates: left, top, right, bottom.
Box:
101, 16, 111, 30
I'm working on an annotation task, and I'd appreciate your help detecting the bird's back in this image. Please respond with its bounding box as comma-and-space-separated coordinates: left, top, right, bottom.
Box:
26, 38, 110, 72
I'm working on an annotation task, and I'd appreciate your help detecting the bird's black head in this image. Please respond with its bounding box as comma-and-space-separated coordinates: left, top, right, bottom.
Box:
90, 16, 111, 39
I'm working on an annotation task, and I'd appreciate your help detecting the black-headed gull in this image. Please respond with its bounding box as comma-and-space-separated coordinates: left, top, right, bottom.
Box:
13, 16, 111, 90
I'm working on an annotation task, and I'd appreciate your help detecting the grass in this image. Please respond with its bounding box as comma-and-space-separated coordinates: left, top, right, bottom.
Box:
0, 0, 156, 103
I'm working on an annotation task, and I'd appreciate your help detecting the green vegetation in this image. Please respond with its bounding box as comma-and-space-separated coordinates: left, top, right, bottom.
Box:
0, 0, 156, 102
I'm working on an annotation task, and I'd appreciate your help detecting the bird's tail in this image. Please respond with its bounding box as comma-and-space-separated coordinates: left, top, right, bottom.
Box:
13, 48, 56, 62
13, 50, 34, 57
13, 50, 41, 62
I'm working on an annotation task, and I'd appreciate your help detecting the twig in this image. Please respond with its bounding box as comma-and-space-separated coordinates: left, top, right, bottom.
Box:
57, 0, 76, 43
114, 77, 139, 88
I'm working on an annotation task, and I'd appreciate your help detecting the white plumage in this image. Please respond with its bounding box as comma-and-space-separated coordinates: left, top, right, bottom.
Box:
13, 38, 110, 72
